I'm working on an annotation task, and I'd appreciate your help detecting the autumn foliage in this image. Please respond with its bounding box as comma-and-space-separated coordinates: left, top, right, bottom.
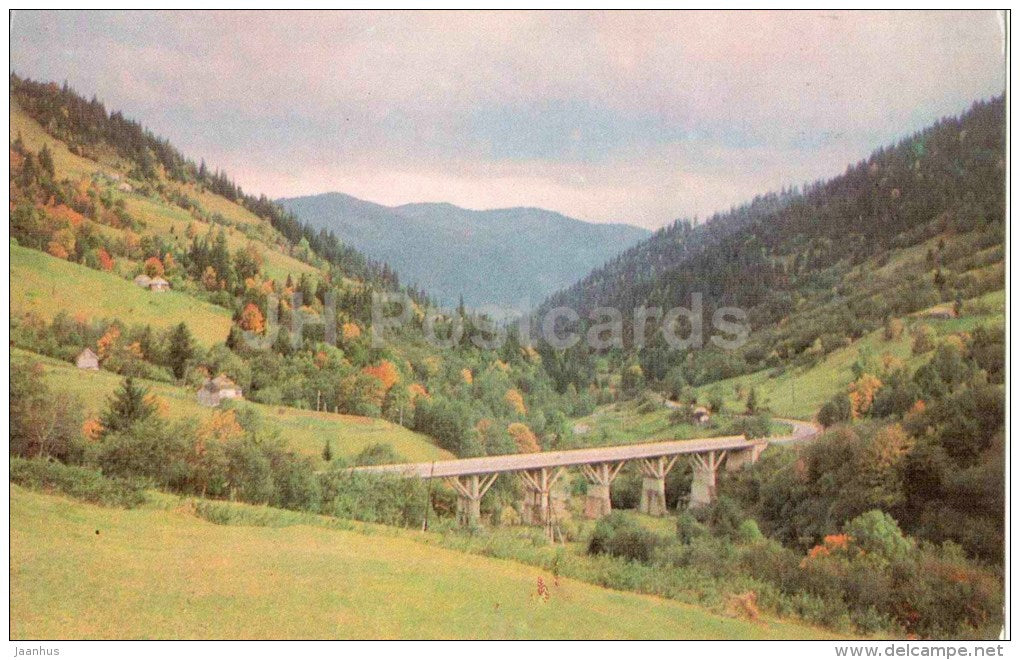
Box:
407, 382, 429, 401
239, 303, 266, 333
504, 388, 526, 415
362, 360, 400, 391
507, 422, 539, 453
97, 248, 114, 271
848, 374, 883, 418
143, 256, 164, 278
341, 322, 361, 341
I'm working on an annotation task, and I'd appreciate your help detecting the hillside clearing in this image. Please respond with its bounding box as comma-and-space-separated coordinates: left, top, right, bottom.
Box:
695, 290, 1005, 419
10, 486, 837, 640
11, 243, 232, 347
14, 348, 451, 464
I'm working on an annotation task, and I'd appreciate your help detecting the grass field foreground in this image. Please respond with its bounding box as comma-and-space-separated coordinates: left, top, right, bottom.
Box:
10, 486, 840, 640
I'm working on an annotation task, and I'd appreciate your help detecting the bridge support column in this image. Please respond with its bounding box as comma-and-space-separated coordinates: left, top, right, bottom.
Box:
446, 474, 498, 527
519, 467, 565, 526
580, 462, 625, 518
638, 456, 679, 516
689, 451, 726, 509
725, 442, 767, 472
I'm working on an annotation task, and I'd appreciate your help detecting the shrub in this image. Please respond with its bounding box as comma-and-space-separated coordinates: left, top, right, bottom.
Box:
736, 518, 764, 544
691, 495, 746, 540
11, 457, 147, 508
844, 510, 913, 562
726, 414, 771, 439
352, 443, 404, 466
193, 500, 353, 531
676, 511, 709, 544
884, 317, 905, 341
319, 468, 430, 527
587, 512, 666, 563
93, 418, 194, 490
636, 390, 660, 414
668, 406, 691, 426
818, 395, 851, 427
911, 324, 937, 355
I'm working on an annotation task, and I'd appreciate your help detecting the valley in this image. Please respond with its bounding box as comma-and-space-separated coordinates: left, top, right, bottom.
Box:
7, 64, 1005, 641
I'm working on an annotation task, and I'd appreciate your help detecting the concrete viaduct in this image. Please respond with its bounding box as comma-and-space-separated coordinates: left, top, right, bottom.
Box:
353, 427, 814, 528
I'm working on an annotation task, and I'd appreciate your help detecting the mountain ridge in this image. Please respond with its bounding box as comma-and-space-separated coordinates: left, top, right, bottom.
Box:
279, 192, 650, 310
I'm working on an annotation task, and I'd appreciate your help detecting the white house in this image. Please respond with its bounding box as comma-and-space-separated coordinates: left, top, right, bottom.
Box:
75, 348, 100, 371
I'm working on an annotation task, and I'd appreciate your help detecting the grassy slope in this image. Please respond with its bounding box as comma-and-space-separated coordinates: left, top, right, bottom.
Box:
10, 487, 837, 640
15, 348, 452, 464
569, 397, 792, 448
695, 290, 1005, 419
119, 192, 317, 283
11, 100, 116, 180
11, 243, 233, 347
11, 101, 317, 283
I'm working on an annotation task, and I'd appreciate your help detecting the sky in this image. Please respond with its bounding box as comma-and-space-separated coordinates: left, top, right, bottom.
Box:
10, 10, 1006, 229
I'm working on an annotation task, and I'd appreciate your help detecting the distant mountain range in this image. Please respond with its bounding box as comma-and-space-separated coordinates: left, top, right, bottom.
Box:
278, 193, 650, 311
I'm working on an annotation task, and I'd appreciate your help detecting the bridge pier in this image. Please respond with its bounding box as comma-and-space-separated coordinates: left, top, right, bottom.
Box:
638, 456, 679, 516
725, 442, 766, 472
688, 451, 726, 509
579, 462, 625, 518
446, 474, 498, 526
519, 467, 565, 525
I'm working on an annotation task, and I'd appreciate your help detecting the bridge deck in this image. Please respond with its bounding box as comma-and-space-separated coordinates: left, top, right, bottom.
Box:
353, 434, 764, 479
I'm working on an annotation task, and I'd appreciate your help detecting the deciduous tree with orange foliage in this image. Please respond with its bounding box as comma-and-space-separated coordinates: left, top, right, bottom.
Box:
97, 248, 114, 271
848, 373, 883, 418
507, 422, 539, 453
407, 382, 429, 401
143, 256, 164, 278
341, 322, 361, 341
363, 359, 400, 391
504, 388, 526, 415
239, 303, 266, 334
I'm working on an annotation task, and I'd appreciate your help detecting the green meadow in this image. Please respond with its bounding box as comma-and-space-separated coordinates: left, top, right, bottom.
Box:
695, 290, 1005, 419
15, 348, 452, 464
10, 486, 839, 640
569, 396, 791, 447
120, 193, 318, 282
11, 101, 117, 180
11, 243, 233, 347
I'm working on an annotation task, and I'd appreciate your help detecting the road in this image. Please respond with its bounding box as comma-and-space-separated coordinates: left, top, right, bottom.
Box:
772, 418, 822, 444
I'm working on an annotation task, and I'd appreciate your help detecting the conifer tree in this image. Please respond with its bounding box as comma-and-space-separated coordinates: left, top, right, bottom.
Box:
166, 322, 194, 380
100, 376, 156, 434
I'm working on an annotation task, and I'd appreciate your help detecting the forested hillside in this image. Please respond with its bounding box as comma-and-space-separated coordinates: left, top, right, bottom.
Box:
10, 76, 419, 298
531, 96, 1006, 573
9, 74, 601, 473
280, 192, 649, 310
541, 97, 1005, 389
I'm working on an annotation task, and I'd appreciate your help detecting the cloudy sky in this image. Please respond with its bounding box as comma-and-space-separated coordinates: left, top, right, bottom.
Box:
10, 10, 1005, 229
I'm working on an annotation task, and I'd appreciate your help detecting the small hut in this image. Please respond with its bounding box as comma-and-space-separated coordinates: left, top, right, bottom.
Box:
133, 274, 152, 288
75, 348, 100, 371
148, 277, 170, 292
197, 375, 244, 407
